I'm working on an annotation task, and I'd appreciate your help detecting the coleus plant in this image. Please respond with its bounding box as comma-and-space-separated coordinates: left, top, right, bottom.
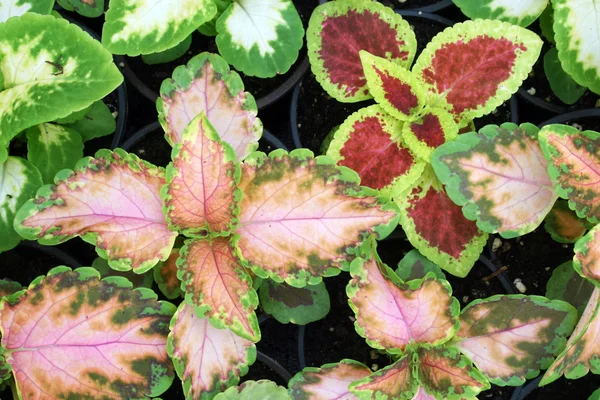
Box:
100, 0, 304, 78
0, 13, 122, 253
288, 241, 577, 399
453, 0, 600, 98
307, 0, 543, 276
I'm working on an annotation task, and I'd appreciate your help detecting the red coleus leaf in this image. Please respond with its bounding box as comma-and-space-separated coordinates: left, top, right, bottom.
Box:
545, 200, 591, 244
541, 287, 600, 385
326, 105, 425, 198
412, 20, 542, 126
163, 113, 241, 236
157, 52, 262, 160
14, 149, 177, 273
288, 359, 371, 400
179, 236, 259, 342
402, 107, 458, 160
539, 124, 600, 223
395, 168, 488, 277
455, 295, 577, 385
168, 303, 255, 399
432, 123, 557, 238
350, 355, 416, 399
347, 255, 459, 353
235, 149, 398, 287
0, 267, 175, 398
153, 248, 183, 299
307, 0, 416, 102
360, 51, 426, 121
417, 347, 490, 399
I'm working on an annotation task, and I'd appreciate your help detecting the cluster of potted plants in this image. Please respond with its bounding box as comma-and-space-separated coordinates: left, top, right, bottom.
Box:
0, 0, 599, 398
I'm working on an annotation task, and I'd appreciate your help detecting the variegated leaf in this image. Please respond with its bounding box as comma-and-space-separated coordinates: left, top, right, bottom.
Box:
0, 266, 175, 398
102, 0, 216, 55
0, 0, 53, 22
539, 124, 600, 222
326, 105, 425, 199
215, 0, 304, 78
168, 303, 255, 399
0, 157, 42, 253
58, 100, 116, 142
360, 51, 426, 121
157, 52, 262, 160
91, 257, 153, 288
395, 168, 488, 278
402, 107, 458, 160
453, 0, 549, 27
412, 19, 542, 126
259, 280, 330, 325
153, 248, 183, 299
58, 0, 104, 17
0, 13, 122, 162
26, 123, 84, 184
288, 359, 371, 400
395, 249, 446, 282
347, 256, 459, 353
307, 0, 416, 102
14, 149, 177, 273
455, 295, 577, 385
235, 149, 399, 287
545, 200, 591, 243
541, 287, 600, 384
546, 261, 594, 316
216, 380, 290, 399
411, 386, 436, 400
553, 0, 600, 94
574, 225, 600, 286
350, 355, 416, 399
432, 123, 557, 238
417, 347, 490, 399
163, 113, 241, 236
179, 237, 259, 342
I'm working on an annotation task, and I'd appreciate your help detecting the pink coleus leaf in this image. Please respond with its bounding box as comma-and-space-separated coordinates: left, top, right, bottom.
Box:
417, 346, 490, 399
412, 20, 542, 126
168, 303, 255, 399
326, 105, 425, 198
454, 295, 577, 386
163, 112, 241, 235
307, 0, 416, 102
545, 200, 591, 244
153, 247, 183, 299
14, 149, 177, 273
432, 123, 557, 238
541, 287, 600, 385
360, 51, 426, 121
539, 124, 600, 223
157, 52, 262, 160
402, 107, 458, 160
235, 149, 399, 287
411, 386, 436, 400
179, 236, 260, 342
573, 225, 600, 286
347, 254, 459, 353
349, 354, 416, 399
288, 359, 371, 400
0, 266, 175, 398
394, 168, 488, 278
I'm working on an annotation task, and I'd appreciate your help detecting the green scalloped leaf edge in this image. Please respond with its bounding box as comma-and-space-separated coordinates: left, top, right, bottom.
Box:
453, 0, 548, 27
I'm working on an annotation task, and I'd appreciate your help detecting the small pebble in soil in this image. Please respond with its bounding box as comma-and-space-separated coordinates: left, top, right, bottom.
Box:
118, 62, 124, 67
112, 111, 118, 119
348, 316, 356, 322
371, 364, 379, 371
462, 296, 469, 303
329, 327, 335, 332
546, 267, 551, 271
572, 123, 583, 131
563, 244, 569, 248
527, 87, 537, 95
514, 278, 527, 293
370, 350, 380, 360
492, 238, 502, 252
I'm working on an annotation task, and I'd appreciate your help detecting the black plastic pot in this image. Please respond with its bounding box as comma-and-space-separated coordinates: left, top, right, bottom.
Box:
539, 108, 600, 128
518, 87, 567, 115
59, 13, 129, 150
